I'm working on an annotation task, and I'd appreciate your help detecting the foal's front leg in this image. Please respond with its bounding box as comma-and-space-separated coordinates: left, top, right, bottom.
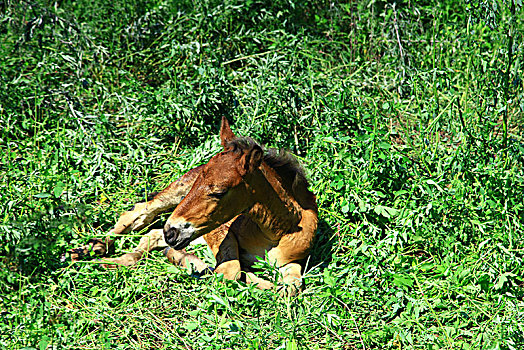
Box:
70, 166, 203, 261
205, 220, 243, 280
243, 263, 302, 296
99, 229, 166, 268
99, 229, 209, 272
208, 219, 275, 290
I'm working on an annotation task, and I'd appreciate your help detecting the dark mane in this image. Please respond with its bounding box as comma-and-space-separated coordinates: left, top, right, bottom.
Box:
226, 137, 314, 208
264, 148, 309, 188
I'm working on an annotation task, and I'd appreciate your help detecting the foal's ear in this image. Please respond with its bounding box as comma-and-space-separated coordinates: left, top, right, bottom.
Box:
220, 116, 236, 148
239, 145, 263, 175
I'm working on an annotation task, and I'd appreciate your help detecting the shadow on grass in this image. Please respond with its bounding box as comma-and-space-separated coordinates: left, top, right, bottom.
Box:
305, 218, 335, 274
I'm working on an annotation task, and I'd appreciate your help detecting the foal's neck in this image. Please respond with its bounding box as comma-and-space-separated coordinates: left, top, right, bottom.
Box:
246, 164, 302, 240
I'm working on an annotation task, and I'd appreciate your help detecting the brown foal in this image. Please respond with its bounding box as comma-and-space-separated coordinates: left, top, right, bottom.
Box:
71, 117, 318, 295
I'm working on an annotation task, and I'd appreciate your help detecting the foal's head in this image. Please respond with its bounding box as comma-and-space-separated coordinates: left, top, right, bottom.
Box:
163, 118, 264, 249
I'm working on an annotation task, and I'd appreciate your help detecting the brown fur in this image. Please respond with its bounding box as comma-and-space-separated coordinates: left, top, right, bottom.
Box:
71, 116, 318, 295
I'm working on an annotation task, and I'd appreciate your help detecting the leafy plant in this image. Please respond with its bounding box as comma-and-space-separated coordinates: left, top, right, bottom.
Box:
1, 0, 523, 349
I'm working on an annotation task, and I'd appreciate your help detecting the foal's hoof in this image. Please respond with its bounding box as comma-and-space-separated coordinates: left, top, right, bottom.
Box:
69, 238, 110, 262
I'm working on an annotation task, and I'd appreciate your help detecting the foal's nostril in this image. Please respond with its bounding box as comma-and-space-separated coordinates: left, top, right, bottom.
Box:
163, 224, 179, 246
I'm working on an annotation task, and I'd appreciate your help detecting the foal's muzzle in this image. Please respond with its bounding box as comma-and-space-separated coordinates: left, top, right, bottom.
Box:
163, 221, 195, 250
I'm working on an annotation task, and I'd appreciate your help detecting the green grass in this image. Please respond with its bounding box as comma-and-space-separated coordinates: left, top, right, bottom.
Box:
1, 0, 524, 349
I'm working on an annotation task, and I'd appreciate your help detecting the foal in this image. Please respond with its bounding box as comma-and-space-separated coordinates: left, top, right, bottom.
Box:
72, 118, 318, 294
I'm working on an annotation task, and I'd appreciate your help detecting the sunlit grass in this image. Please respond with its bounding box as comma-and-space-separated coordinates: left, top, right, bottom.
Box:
1, 1, 523, 349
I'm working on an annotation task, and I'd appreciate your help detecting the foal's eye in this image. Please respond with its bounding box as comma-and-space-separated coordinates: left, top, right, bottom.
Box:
209, 190, 227, 199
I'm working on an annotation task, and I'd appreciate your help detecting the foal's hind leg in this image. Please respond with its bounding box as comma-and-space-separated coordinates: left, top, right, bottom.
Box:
70, 166, 203, 261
